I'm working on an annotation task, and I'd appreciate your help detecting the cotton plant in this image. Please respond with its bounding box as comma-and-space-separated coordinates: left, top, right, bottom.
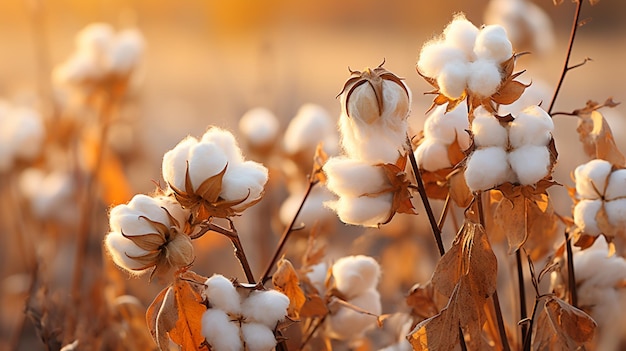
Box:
0, 100, 45, 172
238, 107, 280, 154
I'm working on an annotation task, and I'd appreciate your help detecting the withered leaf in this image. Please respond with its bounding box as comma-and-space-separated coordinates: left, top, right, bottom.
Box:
169, 277, 208, 351
146, 286, 177, 350
299, 294, 329, 318
406, 282, 440, 321
374, 154, 417, 225
311, 142, 329, 184
492, 79, 528, 105
534, 297, 596, 351
577, 110, 626, 167
273, 258, 306, 320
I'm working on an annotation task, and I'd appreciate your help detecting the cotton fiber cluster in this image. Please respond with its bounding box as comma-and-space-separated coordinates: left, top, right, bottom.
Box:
53, 23, 145, 86
415, 101, 470, 172
201, 274, 289, 351
283, 103, 339, 157
238, 107, 280, 150
104, 194, 192, 275
0, 101, 45, 172
162, 127, 268, 213
417, 14, 513, 99
19, 168, 76, 224
573, 159, 626, 236
464, 105, 554, 191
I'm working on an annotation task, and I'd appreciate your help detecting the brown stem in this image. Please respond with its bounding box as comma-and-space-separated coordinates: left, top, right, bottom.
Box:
564, 230, 578, 307
516, 249, 528, 342
406, 135, 445, 256
205, 220, 256, 284
298, 314, 328, 351
260, 179, 317, 284
438, 193, 452, 231
548, 0, 584, 115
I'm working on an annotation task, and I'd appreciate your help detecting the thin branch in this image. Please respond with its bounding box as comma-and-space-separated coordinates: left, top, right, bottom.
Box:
522, 296, 541, 351
438, 193, 452, 231
548, 0, 584, 115
564, 230, 578, 307
298, 314, 328, 351
205, 219, 256, 284
516, 249, 528, 342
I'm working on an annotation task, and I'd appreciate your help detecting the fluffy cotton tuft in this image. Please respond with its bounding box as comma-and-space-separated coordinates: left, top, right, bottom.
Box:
326, 193, 394, 228
108, 28, 145, 75
306, 262, 329, 295
241, 290, 289, 328
332, 255, 381, 298
573, 199, 602, 236
465, 147, 512, 191
574, 159, 612, 200
417, 42, 467, 78
201, 309, 243, 351
605, 170, 626, 200
415, 139, 453, 172
327, 289, 382, 340
605, 199, 626, 228
467, 59, 502, 97
19, 168, 76, 223
423, 101, 470, 147
508, 105, 554, 148
471, 108, 508, 148
437, 62, 469, 99
204, 274, 241, 314
238, 107, 280, 148
508, 145, 551, 185
324, 157, 388, 197
241, 322, 277, 351
474, 25, 513, 63
443, 14, 479, 58
283, 103, 338, 156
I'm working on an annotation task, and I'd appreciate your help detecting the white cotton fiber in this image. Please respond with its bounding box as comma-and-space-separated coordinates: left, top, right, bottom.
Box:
201, 127, 244, 164
104, 232, 151, 273
423, 101, 470, 146
201, 309, 242, 351
417, 41, 467, 78
10, 107, 44, 161
443, 15, 479, 59
605, 170, 626, 200
338, 112, 404, 164
283, 103, 337, 155
508, 105, 554, 148
278, 186, 335, 228
241, 322, 277, 351
108, 28, 145, 75
474, 25, 513, 63
605, 198, 626, 228
76, 23, 114, 55
508, 145, 551, 185
327, 289, 382, 340
204, 274, 241, 314
471, 108, 508, 147
306, 262, 329, 295
187, 142, 229, 190
437, 62, 469, 99
415, 139, 453, 172
379, 79, 411, 127
327, 193, 394, 227
573, 199, 602, 236
464, 147, 511, 191
241, 290, 289, 328
324, 156, 388, 197
239, 107, 280, 148
332, 255, 381, 298
467, 59, 502, 97
574, 159, 612, 200
220, 161, 268, 205
162, 136, 198, 190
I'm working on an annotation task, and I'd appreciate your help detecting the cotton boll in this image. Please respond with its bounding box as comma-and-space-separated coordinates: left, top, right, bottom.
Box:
241, 290, 289, 328
508, 145, 551, 185
508, 105, 554, 148
437, 62, 469, 99
201, 127, 244, 164
162, 136, 199, 191
605, 170, 626, 200
415, 139, 453, 172
241, 323, 277, 351
327, 193, 394, 227
76, 23, 114, 56
443, 14, 479, 59
187, 142, 229, 190
338, 112, 404, 164
108, 28, 145, 75
239, 107, 279, 149
471, 107, 508, 147
574, 159, 612, 200
467, 59, 502, 97
109, 195, 169, 233
283, 103, 338, 156
201, 309, 243, 351
204, 274, 241, 314
417, 41, 467, 78
573, 199, 602, 236
10, 107, 45, 161
324, 156, 388, 197
332, 255, 381, 298
423, 101, 470, 146
327, 289, 382, 340
605, 199, 626, 228
306, 262, 329, 295
104, 232, 152, 273
464, 147, 511, 191
220, 162, 268, 206
474, 25, 513, 63
379, 79, 412, 129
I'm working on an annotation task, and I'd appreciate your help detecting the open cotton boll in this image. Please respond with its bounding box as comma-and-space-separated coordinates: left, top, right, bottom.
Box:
443, 14, 479, 59
605, 199, 626, 228
52, 51, 102, 85
573, 199, 602, 236
204, 274, 241, 314
338, 113, 407, 165
467, 59, 502, 97
574, 159, 612, 200
239, 107, 280, 148
415, 139, 453, 172
437, 62, 469, 99
221, 162, 268, 205
104, 232, 153, 273
162, 136, 199, 190
324, 156, 388, 197
508, 105, 554, 148
283, 103, 338, 156
508, 145, 551, 185
306, 262, 329, 294
109, 194, 174, 233
201, 309, 242, 351
417, 41, 467, 78
187, 142, 229, 190
471, 107, 508, 147
423, 101, 470, 146
605, 170, 626, 200
108, 28, 145, 75
241, 290, 289, 328
332, 255, 381, 298
76, 23, 114, 56
201, 127, 244, 164
465, 147, 511, 191
327, 193, 394, 227
474, 25, 513, 63
327, 289, 382, 340
241, 322, 277, 351
10, 107, 45, 161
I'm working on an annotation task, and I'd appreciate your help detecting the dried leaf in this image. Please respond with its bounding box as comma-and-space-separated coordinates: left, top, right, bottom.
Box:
299, 294, 328, 318
493, 195, 528, 254
146, 286, 177, 350
534, 297, 596, 350
577, 110, 626, 167
311, 142, 329, 184
406, 282, 440, 321
448, 170, 472, 208
273, 258, 307, 319
492, 80, 527, 105
374, 154, 417, 224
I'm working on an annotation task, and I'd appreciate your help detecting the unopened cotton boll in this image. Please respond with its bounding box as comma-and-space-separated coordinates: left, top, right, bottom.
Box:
471, 108, 508, 147
417, 41, 467, 78
467, 59, 502, 97
332, 255, 381, 298
443, 15, 479, 59
201, 309, 243, 351
423, 101, 470, 147
474, 25, 513, 63
239, 107, 280, 148
605, 199, 626, 228
437, 62, 469, 99
283, 103, 338, 156
605, 170, 626, 200
508, 105, 554, 148
241, 322, 277, 351
324, 156, 388, 197
327, 289, 382, 340
573, 199, 602, 236
327, 193, 394, 227
204, 274, 241, 314
508, 145, 551, 185
465, 147, 512, 191
415, 139, 453, 172
574, 159, 612, 200
241, 290, 289, 328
